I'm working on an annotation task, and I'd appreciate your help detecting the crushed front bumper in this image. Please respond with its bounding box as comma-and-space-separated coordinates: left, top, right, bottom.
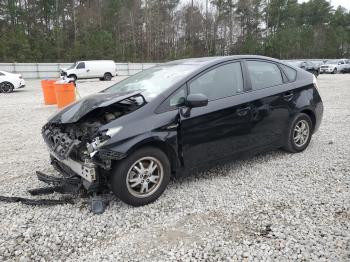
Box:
50, 152, 97, 182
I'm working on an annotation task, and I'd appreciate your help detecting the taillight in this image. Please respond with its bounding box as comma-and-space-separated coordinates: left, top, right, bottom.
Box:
313, 75, 319, 91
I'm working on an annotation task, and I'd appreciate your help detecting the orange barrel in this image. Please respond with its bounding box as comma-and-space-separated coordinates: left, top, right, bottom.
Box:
54, 83, 76, 108
41, 80, 57, 105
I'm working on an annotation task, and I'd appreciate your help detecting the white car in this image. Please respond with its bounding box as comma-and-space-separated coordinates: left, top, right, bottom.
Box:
60, 60, 117, 81
0, 70, 25, 93
319, 59, 349, 74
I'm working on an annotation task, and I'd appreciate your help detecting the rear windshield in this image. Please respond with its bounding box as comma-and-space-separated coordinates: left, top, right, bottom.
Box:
104, 64, 199, 101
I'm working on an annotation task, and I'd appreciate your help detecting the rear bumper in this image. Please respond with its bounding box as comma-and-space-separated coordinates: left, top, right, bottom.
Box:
16, 79, 25, 89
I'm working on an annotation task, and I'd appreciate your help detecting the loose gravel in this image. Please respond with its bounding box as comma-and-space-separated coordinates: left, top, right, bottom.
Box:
0, 75, 349, 261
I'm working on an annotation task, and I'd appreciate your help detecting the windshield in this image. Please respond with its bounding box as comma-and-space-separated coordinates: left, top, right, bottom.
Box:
104, 64, 199, 100
325, 60, 338, 64
67, 63, 77, 70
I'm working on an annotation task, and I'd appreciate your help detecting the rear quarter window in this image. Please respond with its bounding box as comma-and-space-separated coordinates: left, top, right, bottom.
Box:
280, 64, 297, 82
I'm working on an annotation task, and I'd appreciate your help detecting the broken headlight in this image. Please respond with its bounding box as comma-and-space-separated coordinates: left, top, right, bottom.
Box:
87, 126, 123, 157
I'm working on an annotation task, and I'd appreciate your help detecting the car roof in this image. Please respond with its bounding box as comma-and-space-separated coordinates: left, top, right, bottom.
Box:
164, 55, 281, 67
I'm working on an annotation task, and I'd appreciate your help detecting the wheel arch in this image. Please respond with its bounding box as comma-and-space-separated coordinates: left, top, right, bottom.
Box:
111, 137, 180, 175
68, 73, 77, 80
300, 109, 316, 131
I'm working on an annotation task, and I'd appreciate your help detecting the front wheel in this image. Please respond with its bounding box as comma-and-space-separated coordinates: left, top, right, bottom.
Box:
333, 68, 337, 74
68, 74, 77, 81
283, 113, 313, 153
110, 147, 171, 206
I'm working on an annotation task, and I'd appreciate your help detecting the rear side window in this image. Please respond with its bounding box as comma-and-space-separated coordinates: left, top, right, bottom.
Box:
76, 62, 85, 69
189, 62, 244, 101
280, 64, 297, 82
247, 61, 283, 90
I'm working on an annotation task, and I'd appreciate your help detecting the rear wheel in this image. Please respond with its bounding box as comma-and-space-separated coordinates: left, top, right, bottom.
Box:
283, 113, 313, 153
104, 73, 112, 81
110, 147, 171, 206
0, 82, 14, 93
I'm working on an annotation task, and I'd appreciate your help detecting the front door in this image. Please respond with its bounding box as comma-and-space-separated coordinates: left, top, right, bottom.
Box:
75, 62, 89, 78
179, 61, 253, 168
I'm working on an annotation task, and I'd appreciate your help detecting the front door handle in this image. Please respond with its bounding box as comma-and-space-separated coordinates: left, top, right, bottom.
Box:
236, 105, 251, 116
283, 92, 294, 101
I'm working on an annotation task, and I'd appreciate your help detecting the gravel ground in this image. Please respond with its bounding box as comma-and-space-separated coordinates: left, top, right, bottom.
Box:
0, 74, 349, 262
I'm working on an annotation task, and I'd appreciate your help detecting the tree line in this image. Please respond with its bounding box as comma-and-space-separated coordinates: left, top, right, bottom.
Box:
0, 0, 349, 62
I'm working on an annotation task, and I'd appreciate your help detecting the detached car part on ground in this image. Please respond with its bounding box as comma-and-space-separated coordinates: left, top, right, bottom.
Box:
0, 70, 25, 93
41, 55, 323, 208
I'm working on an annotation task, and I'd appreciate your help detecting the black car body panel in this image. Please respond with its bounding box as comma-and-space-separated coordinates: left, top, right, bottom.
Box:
48, 91, 144, 124
42, 55, 323, 188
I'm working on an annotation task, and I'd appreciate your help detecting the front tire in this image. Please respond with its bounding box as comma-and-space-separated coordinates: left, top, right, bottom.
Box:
0, 82, 14, 93
68, 74, 77, 81
333, 68, 337, 74
110, 147, 171, 206
283, 113, 313, 153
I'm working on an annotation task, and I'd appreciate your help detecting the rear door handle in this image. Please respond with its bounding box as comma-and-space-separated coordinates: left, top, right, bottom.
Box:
283, 92, 294, 101
236, 105, 251, 116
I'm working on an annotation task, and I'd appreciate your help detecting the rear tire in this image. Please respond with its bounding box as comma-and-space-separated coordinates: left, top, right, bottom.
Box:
110, 147, 171, 206
0, 82, 14, 93
104, 73, 112, 81
283, 113, 313, 153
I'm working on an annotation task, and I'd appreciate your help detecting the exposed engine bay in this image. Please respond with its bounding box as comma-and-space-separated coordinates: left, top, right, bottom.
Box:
42, 94, 146, 178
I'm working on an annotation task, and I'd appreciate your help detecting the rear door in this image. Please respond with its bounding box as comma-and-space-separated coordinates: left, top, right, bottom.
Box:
242, 60, 294, 150
179, 61, 253, 168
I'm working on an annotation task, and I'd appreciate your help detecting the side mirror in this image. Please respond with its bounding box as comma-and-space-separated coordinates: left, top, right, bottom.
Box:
185, 93, 208, 108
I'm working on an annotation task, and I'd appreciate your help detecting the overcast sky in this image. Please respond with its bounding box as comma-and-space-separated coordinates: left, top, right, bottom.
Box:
298, 0, 350, 10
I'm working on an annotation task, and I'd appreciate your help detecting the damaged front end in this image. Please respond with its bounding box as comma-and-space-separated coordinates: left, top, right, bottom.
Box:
42, 92, 146, 193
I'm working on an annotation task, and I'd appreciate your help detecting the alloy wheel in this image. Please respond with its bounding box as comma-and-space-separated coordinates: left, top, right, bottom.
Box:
293, 120, 310, 147
126, 157, 164, 198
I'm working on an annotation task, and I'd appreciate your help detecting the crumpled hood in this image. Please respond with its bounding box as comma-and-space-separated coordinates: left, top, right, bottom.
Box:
48, 90, 142, 124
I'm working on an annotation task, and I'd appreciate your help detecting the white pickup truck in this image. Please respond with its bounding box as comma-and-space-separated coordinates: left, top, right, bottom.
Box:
319, 59, 350, 74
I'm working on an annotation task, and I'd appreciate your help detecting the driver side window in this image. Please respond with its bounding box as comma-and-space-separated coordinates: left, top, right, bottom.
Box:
189, 62, 243, 101
76, 62, 85, 69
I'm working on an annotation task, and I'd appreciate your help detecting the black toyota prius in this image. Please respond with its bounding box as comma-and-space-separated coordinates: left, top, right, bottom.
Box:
42, 55, 323, 206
